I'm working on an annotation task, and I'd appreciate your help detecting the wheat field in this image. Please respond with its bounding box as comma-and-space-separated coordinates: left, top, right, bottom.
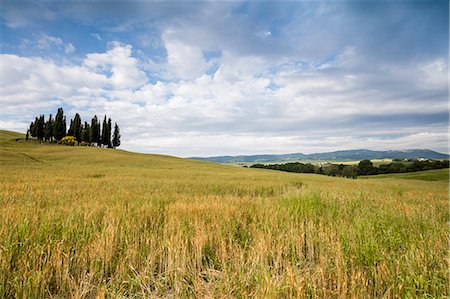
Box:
0, 130, 448, 298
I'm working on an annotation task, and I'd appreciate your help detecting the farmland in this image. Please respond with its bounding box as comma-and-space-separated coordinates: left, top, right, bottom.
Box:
0, 130, 448, 297
361, 168, 449, 181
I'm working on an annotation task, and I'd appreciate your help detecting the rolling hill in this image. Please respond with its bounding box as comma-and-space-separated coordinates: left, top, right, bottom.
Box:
190, 149, 449, 163
0, 130, 448, 298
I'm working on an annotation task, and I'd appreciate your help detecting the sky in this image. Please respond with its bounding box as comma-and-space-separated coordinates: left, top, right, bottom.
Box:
0, 1, 448, 157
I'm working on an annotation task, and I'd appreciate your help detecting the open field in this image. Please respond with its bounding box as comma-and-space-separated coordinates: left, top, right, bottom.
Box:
362, 168, 449, 182
0, 130, 448, 297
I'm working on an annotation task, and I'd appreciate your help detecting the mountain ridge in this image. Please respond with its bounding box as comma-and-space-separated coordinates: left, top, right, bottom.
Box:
190, 149, 449, 163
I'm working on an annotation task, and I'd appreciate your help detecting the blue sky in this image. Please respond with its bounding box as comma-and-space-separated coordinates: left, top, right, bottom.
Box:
0, 1, 448, 156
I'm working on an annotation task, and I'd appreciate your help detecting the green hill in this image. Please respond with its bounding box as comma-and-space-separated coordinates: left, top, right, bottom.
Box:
362, 168, 449, 181
0, 130, 448, 298
191, 148, 449, 163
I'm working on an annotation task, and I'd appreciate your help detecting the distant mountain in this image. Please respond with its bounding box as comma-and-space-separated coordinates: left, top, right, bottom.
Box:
190, 149, 449, 163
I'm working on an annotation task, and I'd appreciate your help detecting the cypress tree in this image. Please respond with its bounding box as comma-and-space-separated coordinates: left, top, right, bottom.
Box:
73, 113, 82, 142
44, 114, 54, 142
89, 115, 98, 144
36, 115, 45, 141
63, 116, 67, 137
96, 118, 101, 147
107, 118, 112, 148
112, 122, 121, 148
68, 119, 74, 136
101, 116, 108, 148
32, 117, 39, 137
81, 121, 90, 143
29, 121, 36, 138
53, 108, 66, 141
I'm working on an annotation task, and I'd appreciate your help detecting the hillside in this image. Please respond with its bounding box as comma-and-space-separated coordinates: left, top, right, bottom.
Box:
0, 130, 448, 297
191, 149, 449, 163
362, 168, 449, 181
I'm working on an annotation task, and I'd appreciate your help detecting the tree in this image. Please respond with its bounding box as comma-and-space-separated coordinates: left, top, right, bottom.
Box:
29, 121, 36, 138
73, 113, 82, 142
68, 113, 82, 142
81, 121, 90, 143
96, 118, 102, 147
101, 116, 109, 148
112, 122, 121, 148
36, 115, 45, 141
53, 108, 66, 141
44, 114, 54, 142
89, 115, 98, 145
107, 118, 112, 148
357, 160, 377, 175
68, 119, 74, 136
342, 165, 358, 179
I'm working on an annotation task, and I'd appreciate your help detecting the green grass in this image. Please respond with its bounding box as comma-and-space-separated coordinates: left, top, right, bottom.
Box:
362, 168, 449, 181
0, 130, 448, 298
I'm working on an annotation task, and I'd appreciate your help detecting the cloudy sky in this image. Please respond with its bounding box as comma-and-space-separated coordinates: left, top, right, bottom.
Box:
1, 1, 448, 157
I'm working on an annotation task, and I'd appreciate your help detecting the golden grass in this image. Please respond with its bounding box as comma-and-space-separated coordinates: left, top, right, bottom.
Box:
0, 130, 448, 297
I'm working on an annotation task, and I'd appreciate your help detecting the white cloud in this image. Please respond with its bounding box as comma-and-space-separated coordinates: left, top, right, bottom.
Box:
0, 41, 447, 156
84, 43, 147, 89
36, 34, 63, 49
162, 30, 210, 80
17, 33, 77, 56
34, 34, 76, 54
64, 43, 76, 54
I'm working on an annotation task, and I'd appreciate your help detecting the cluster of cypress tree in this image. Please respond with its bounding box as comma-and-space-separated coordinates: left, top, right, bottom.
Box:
27, 107, 121, 148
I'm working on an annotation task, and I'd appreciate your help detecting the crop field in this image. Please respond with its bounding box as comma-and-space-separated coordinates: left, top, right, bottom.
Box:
361, 168, 449, 182
0, 130, 448, 298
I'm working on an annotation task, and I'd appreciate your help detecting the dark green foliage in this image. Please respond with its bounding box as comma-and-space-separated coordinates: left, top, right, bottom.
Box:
112, 122, 120, 148
81, 121, 90, 143
29, 123, 34, 138
69, 113, 82, 142
44, 114, 54, 142
251, 159, 449, 179
89, 115, 99, 145
36, 115, 45, 141
100, 117, 112, 148
107, 118, 112, 148
68, 119, 73, 136
358, 160, 377, 175
101, 116, 108, 148
53, 108, 66, 141
74, 113, 82, 142
27, 108, 120, 149
342, 165, 358, 179
251, 162, 316, 174
29, 118, 37, 138
96, 118, 101, 147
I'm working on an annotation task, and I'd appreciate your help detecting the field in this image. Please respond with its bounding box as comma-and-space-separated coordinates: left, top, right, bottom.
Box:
0, 130, 448, 297
361, 168, 449, 182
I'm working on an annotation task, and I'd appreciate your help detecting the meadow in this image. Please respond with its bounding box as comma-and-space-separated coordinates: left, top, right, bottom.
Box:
0, 130, 448, 298
360, 168, 449, 182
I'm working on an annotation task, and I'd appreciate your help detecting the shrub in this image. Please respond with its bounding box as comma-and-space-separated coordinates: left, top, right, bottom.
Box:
60, 136, 76, 146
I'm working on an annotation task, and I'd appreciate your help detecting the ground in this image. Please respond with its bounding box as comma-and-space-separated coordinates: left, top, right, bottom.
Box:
0, 130, 448, 297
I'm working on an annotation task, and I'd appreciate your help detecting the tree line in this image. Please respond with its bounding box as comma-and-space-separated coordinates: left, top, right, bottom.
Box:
27, 107, 121, 148
249, 159, 449, 179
